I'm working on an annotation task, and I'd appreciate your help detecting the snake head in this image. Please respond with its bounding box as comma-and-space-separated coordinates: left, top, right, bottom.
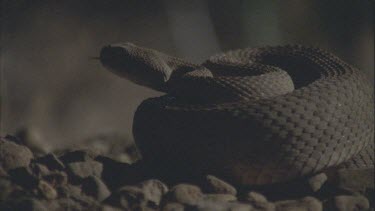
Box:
100, 43, 172, 92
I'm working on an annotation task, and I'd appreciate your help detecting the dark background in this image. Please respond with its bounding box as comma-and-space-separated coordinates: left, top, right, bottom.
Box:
1, 0, 373, 149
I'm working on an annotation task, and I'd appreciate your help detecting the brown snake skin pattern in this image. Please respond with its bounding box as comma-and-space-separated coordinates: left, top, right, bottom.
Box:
100, 43, 374, 185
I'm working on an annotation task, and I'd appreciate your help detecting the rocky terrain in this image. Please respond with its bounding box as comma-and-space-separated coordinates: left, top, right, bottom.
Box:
0, 134, 373, 211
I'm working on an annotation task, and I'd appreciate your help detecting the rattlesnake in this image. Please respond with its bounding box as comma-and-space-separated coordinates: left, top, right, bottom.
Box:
99, 43, 374, 185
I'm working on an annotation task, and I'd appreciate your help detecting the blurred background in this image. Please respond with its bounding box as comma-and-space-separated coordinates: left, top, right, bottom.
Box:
1, 0, 373, 149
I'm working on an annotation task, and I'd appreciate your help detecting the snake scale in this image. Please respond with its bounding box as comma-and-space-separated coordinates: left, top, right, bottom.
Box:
100, 43, 374, 185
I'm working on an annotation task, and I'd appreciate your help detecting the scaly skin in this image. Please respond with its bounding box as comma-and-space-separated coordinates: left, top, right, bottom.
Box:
100, 43, 374, 185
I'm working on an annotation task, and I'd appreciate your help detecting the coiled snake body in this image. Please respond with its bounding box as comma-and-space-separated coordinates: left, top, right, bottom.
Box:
100, 43, 374, 185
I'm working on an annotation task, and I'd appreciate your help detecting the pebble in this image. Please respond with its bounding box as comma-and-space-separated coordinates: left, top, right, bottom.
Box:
162, 202, 185, 211
113, 185, 148, 210
334, 195, 370, 211
38, 180, 58, 200
33, 163, 51, 177
246, 191, 268, 203
66, 160, 103, 180
99, 205, 124, 211
0, 177, 15, 200
194, 201, 254, 211
203, 175, 237, 195
43, 171, 68, 187
57, 184, 83, 198
79, 133, 142, 164
336, 168, 374, 193
246, 191, 275, 211
138, 179, 169, 207
166, 184, 204, 206
308, 173, 327, 192
0, 166, 7, 176
54, 197, 87, 211
36, 153, 65, 171
8, 166, 39, 189
14, 127, 50, 156
202, 193, 237, 202
82, 175, 111, 201
0, 133, 373, 211
274, 196, 322, 211
59, 150, 96, 164
0, 136, 34, 171
108, 179, 168, 210
56, 184, 99, 208
12, 198, 48, 211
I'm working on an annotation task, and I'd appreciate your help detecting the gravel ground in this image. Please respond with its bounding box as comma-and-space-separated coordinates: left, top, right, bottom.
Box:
0, 134, 373, 211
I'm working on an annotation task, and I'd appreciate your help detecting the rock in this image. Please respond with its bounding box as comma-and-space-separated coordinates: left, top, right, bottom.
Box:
203, 175, 237, 195
274, 196, 322, 211
56, 184, 98, 208
166, 184, 204, 206
246, 191, 268, 203
0, 166, 7, 176
82, 176, 111, 201
38, 180, 58, 200
59, 149, 96, 164
202, 194, 237, 202
14, 127, 50, 156
0, 177, 17, 200
334, 195, 370, 211
335, 168, 374, 193
43, 171, 68, 187
245, 191, 275, 211
56, 184, 83, 198
66, 160, 103, 181
10, 198, 48, 211
162, 202, 185, 211
308, 173, 327, 192
35, 153, 65, 171
106, 179, 168, 209
139, 179, 169, 207
8, 167, 39, 189
31, 163, 51, 177
79, 133, 141, 164
110, 186, 147, 210
0, 136, 34, 171
194, 201, 254, 211
99, 205, 123, 211
54, 197, 86, 211
97, 157, 147, 189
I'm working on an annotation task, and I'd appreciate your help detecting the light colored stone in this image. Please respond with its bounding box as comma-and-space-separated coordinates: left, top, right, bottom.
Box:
99, 205, 123, 211
82, 176, 111, 201
38, 180, 58, 200
336, 168, 374, 192
246, 191, 275, 211
334, 195, 370, 211
0, 137, 34, 171
275, 196, 322, 211
204, 175, 237, 195
167, 184, 204, 206
139, 179, 169, 207
78, 133, 141, 164
66, 160, 103, 179
162, 202, 185, 211
202, 193, 237, 202
195, 201, 253, 211
308, 173, 327, 192
117, 186, 147, 209
246, 191, 268, 203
